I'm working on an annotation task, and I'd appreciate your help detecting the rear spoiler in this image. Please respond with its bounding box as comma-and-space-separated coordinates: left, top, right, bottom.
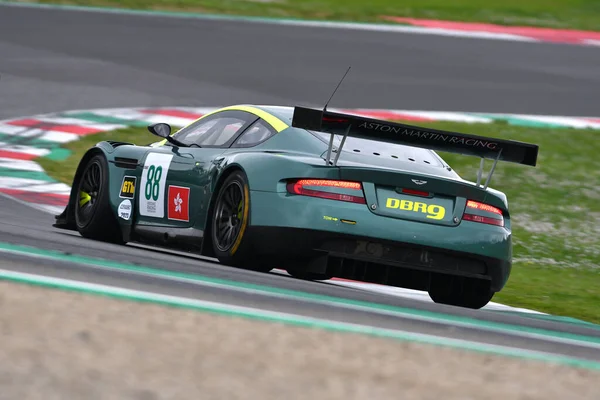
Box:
291, 106, 539, 189
292, 106, 538, 167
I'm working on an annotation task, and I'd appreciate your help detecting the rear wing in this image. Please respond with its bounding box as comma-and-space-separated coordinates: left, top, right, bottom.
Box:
291, 106, 539, 188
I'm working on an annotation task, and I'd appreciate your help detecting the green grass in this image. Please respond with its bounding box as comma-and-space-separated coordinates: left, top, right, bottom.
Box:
38, 127, 154, 185
13, 0, 600, 30
37, 121, 600, 323
424, 122, 600, 323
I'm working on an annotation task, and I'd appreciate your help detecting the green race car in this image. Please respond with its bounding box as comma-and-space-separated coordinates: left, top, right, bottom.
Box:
54, 104, 538, 309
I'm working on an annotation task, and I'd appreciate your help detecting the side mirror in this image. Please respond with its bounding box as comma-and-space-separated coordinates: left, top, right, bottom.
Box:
148, 123, 172, 138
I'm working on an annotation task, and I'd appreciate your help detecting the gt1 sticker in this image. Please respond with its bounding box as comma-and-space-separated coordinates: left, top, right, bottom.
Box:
139, 153, 173, 218
118, 199, 132, 220
119, 176, 137, 199
168, 185, 190, 222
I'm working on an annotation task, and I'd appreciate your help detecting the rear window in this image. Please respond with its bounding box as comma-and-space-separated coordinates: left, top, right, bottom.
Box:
311, 131, 444, 167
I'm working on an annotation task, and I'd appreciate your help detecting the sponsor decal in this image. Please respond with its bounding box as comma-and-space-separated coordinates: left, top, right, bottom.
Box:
168, 185, 190, 222
118, 199, 132, 220
139, 153, 173, 218
358, 121, 499, 150
119, 176, 137, 199
385, 198, 446, 220
323, 216, 356, 225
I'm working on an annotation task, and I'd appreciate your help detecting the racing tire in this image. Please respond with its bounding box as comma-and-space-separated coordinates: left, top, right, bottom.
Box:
286, 269, 332, 281
428, 277, 494, 309
74, 154, 123, 244
211, 170, 271, 273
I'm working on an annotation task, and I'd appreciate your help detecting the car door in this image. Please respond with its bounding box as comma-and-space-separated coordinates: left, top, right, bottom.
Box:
136, 110, 258, 232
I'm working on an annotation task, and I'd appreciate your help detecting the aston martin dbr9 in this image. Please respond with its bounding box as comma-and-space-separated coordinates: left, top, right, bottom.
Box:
54, 104, 538, 309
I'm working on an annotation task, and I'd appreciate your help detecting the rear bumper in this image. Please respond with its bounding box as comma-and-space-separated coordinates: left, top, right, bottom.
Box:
249, 190, 512, 292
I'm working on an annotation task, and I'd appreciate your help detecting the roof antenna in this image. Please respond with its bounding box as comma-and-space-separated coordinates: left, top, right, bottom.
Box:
323, 66, 351, 112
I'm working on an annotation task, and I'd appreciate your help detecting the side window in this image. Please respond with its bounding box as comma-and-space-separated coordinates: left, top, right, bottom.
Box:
232, 120, 276, 148
173, 111, 256, 147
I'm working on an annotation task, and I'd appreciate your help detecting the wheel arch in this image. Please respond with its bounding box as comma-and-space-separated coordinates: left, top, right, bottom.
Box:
55, 146, 112, 229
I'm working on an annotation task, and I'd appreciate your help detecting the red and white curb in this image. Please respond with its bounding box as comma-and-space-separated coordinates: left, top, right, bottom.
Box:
5, 2, 598, 48
272, 271, 545, 314
382, 17, 600, 47
1, 106, 599, 215
274, 17, 600, 47
1, 105, 598, 314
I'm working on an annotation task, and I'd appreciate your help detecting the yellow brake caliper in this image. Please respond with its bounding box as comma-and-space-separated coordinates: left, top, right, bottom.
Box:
79, 191, 91, 207
237, 200, 243, 221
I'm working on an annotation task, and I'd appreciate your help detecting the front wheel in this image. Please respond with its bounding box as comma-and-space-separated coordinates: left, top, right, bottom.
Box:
428, 277, 494, 309
74, 154, 123, 244
210, 170, 271, 272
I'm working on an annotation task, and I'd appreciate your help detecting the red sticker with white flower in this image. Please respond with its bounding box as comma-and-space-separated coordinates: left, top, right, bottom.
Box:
167, 185, 190, 222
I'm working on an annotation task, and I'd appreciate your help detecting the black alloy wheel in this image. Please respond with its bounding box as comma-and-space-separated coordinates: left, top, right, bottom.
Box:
210, 170, 270, 272
214, 179, 244, 252
74, 154, 123, 243
76, 158, 103, 228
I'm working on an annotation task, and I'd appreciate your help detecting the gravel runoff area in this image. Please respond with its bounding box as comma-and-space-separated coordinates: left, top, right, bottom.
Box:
2, 280, 599, 400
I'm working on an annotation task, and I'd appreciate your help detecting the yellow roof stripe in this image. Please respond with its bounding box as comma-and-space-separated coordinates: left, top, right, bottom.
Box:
221, 105, 289, 132
180, 105, 288, 133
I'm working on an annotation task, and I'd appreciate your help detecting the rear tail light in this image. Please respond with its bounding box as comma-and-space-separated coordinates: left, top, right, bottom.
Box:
286, 179, 366, 204
463, 200, 504, 227
466, 200, 502, 215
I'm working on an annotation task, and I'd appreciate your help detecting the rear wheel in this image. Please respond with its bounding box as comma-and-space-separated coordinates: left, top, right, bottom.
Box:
428, 277, 494, 309
211, 171, 271, 272
74, 154, 123, 244
286, 269, 332, 281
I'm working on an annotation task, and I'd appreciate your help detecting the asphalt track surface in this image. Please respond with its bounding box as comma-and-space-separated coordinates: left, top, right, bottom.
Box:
1, 3, 600, 362
1, 3, 600, 120
3, 195, 600, 362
